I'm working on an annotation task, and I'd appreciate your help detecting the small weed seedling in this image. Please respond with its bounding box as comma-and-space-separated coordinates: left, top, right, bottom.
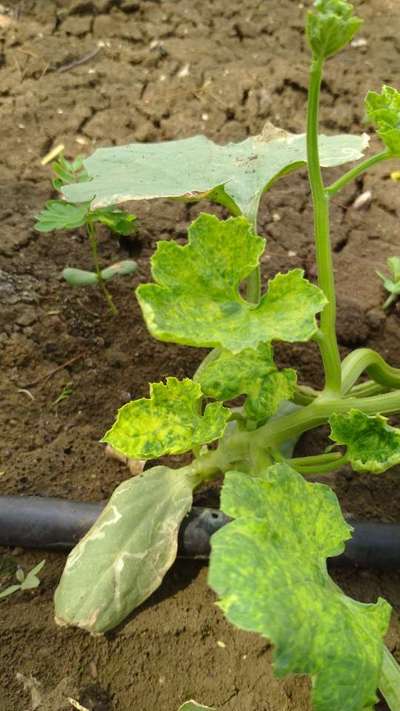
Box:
0, 560, 45, 600
35, 154, 138, 315
47, 2, 400, 709
377, 256, 400, 309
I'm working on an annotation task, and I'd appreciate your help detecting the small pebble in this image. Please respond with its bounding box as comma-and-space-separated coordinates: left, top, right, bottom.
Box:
352, 190, 372, 210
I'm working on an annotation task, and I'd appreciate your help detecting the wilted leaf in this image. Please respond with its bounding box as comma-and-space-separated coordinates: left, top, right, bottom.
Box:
55, 465, 198, 633
137, 214, 326, 353
196, 343, 296, 422
330, 409, 400, 473
307, 0, 363, 60
102, 377, 230, 459
61, 124, 369, 220
209, 464, 391, 711
365, 86, 400, 156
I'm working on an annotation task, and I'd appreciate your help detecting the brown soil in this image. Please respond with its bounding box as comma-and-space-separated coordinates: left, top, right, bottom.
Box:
1, 0, 400, 709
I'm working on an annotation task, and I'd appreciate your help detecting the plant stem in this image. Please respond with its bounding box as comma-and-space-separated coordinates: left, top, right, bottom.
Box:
325, 150, 390, 198
384, 293, 398, 310
307, 57, 341, 395
87, 221, 118, 316
341, 348, 400, 394
379, 647, 400, 711
347, 380, 388, 398
293, 453, 348, 475
289, 451, 342, 468
252, 390, 400, 449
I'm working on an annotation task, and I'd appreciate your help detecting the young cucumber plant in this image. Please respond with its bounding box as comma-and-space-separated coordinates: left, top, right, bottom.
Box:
51, 2, 400, 709
35, 154, 138, 315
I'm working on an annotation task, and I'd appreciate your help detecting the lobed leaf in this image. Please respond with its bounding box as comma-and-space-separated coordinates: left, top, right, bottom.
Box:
306, 0, 363, 60
102, 377, 230, 460
61, 124, 369, 220
330, 409, 400, 473
365, 86, 400, 156
55, 465, 197, 633
196, 344, 296, 422
35, 200, 91, 232
209, 464, 391, 711
137, 214, 327, 353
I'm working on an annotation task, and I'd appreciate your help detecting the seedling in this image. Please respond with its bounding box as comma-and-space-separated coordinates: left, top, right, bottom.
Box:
48, 2, 400, 709
51, 381, 73, 407
377, 256, 400, 309
0, 559, 45, 600
35, 154, 138, 315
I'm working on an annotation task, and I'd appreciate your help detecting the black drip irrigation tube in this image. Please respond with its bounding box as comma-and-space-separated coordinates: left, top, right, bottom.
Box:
0, 495, 400, 569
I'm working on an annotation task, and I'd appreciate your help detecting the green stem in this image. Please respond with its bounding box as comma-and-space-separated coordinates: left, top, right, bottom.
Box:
379, 647, 400, 711
252, 390, 400, 449
347, 380, 388, 398
307, 58, 341, 395
192, 390, 400, 481
289, 451, 343, 468
87, 221, 118, 316
325, 150, 390, 198
341, 348, 400, 395
293, 384, 320, 406
384, 292, 398, 310
293, 453, 348, 475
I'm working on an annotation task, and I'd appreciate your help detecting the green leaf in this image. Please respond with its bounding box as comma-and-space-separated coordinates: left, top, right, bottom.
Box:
178, 703, 215, 711
20, 560, 46, 591
63, 267, 98, 286
209, 464, 391, 711
52, 154, 88, 190
0, 584, 21, 600
102, 377, 230, 460
137, 214, 327, 353
55, 465, 197, 633
377, 256, 400, 296
196, 344, 296, 422
100, 259, 137, 281
329, 409, 400, 473
61, 124, 369, 221
306, 0, 363, 60
35, 200, 91, 232
366, 86, 400, 156
92, 206, 137, 236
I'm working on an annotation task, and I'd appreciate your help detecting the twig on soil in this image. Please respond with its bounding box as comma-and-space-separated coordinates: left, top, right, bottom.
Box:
57, 47, 103, 74
68, 699, 90, 711
20, 353, 85, 389
17, 388, 35, 401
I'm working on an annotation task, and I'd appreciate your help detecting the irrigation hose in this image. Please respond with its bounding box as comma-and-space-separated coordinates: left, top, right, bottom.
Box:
0, 496, 400, 568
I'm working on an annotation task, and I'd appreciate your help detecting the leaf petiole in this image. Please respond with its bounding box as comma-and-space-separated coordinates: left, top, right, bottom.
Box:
341, 348, 400, 394
307, 57, 342, 395
325, 149, 391, 198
